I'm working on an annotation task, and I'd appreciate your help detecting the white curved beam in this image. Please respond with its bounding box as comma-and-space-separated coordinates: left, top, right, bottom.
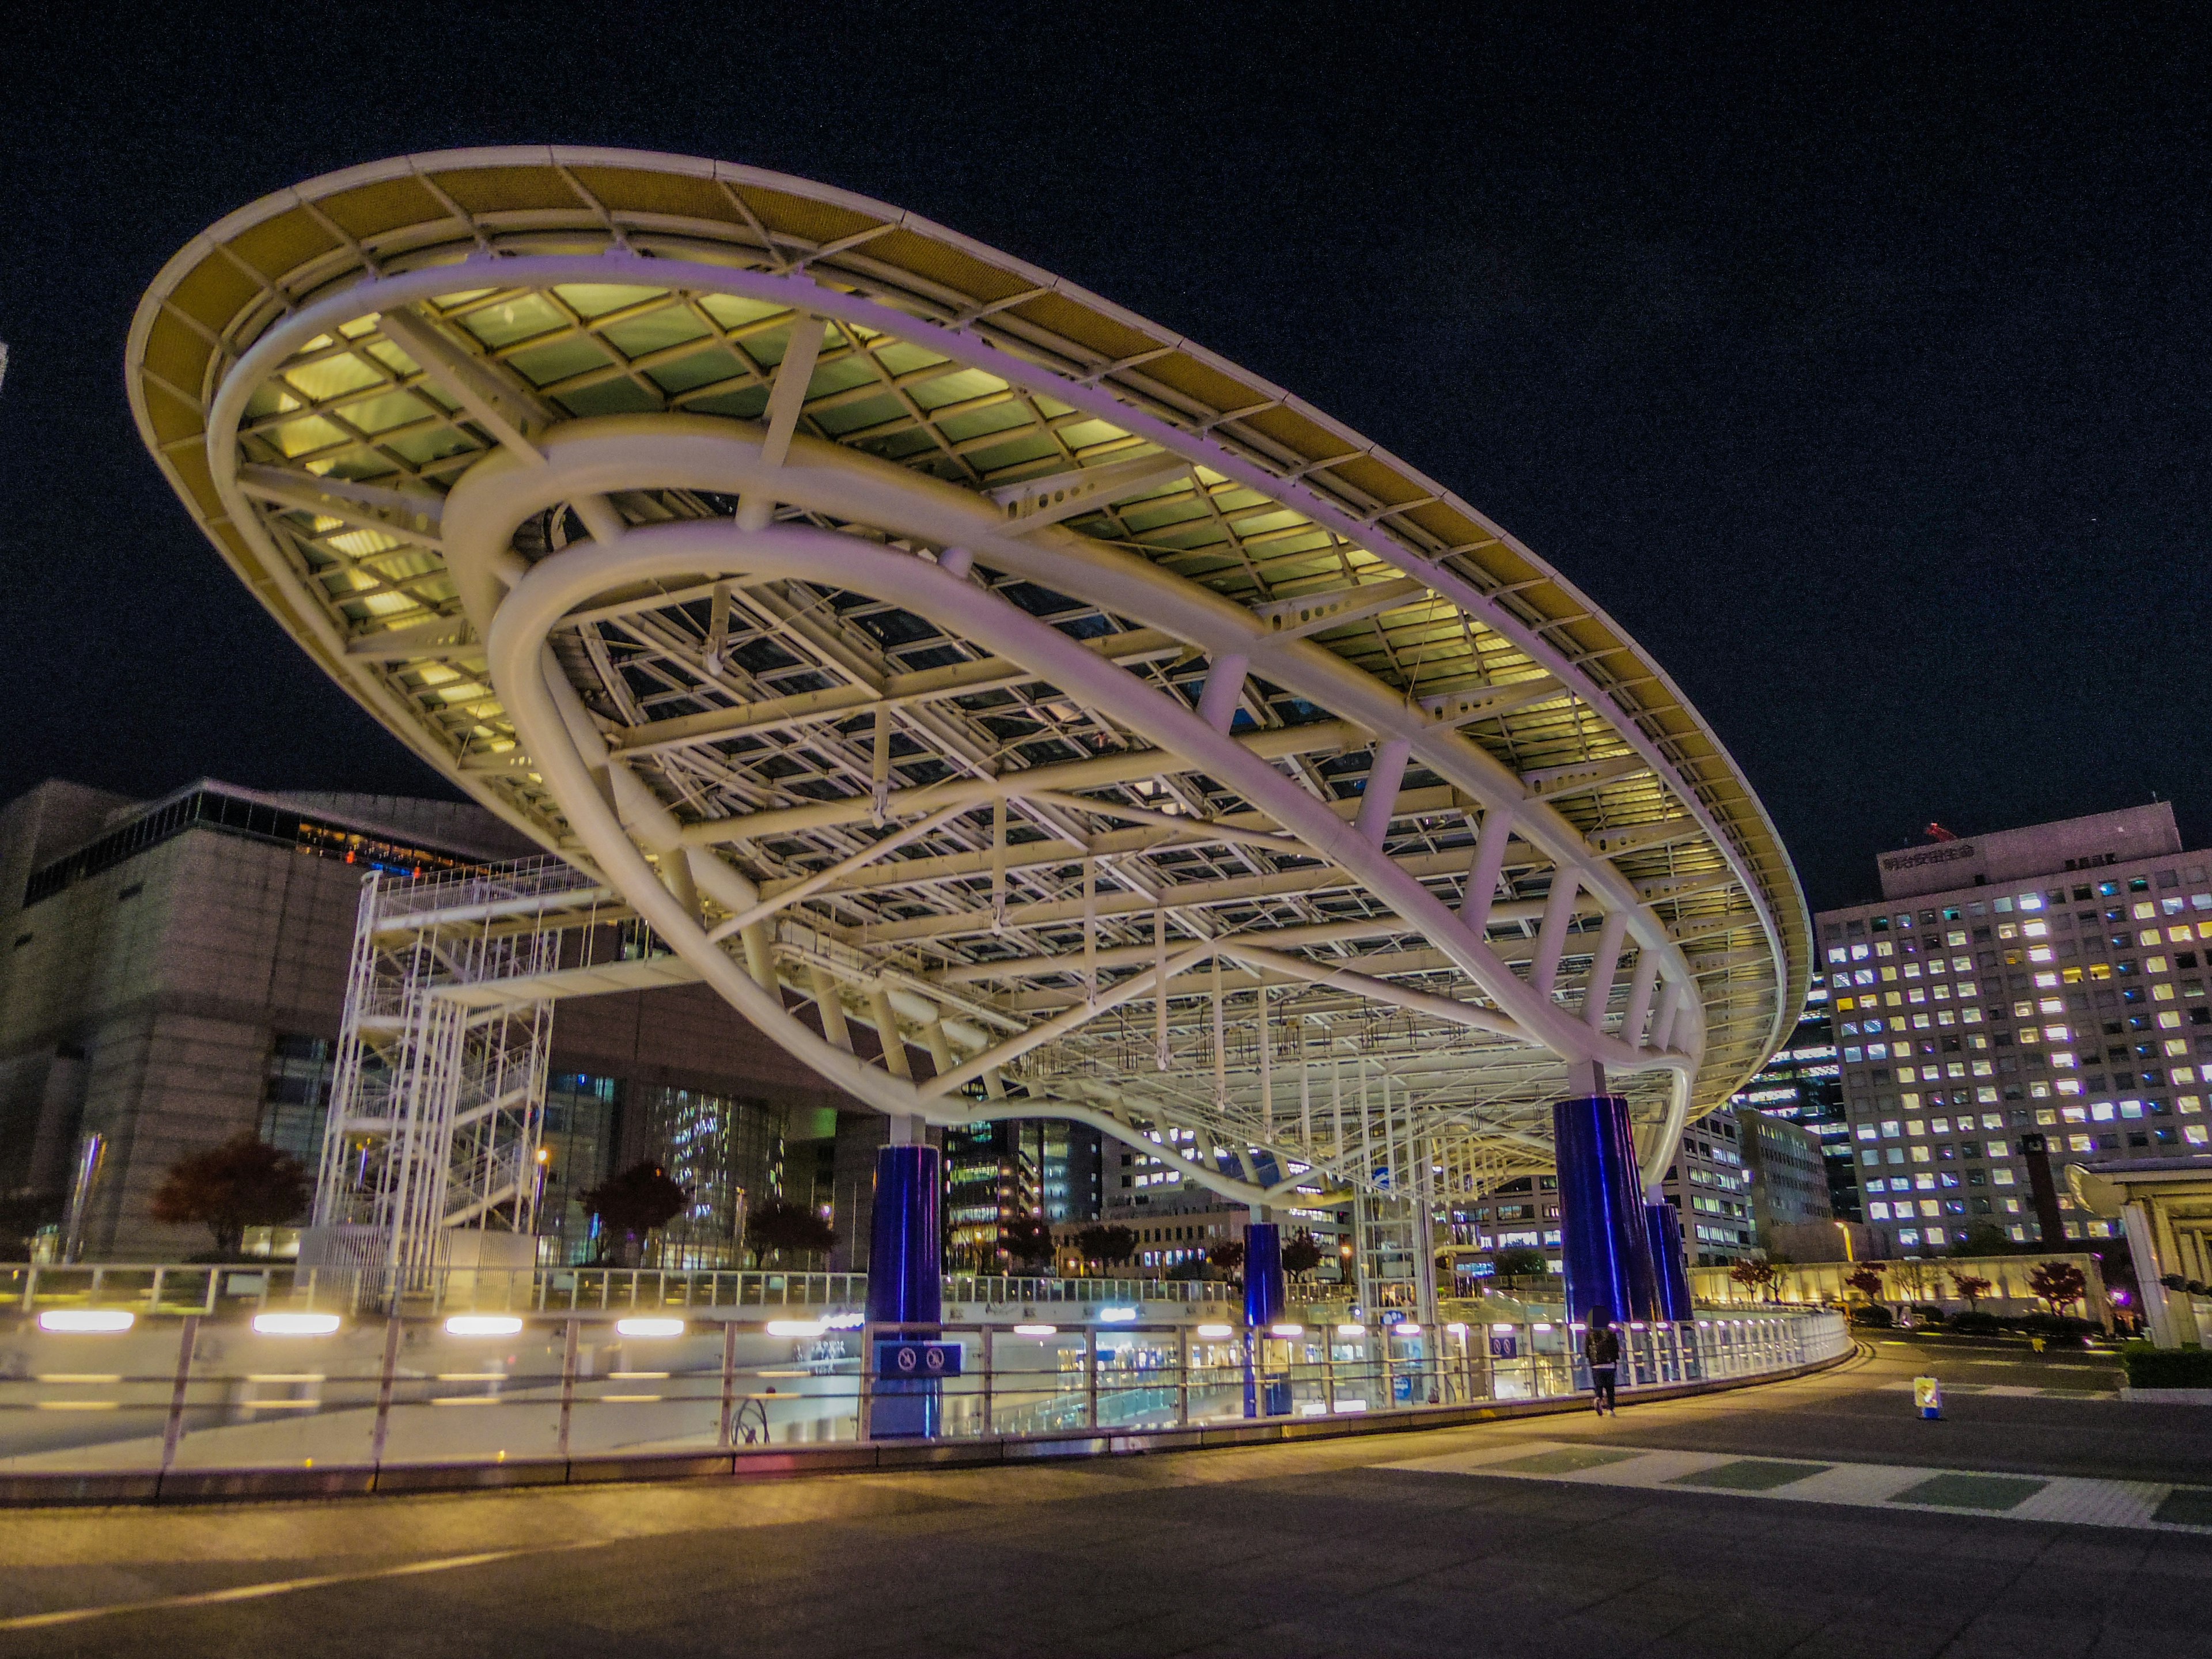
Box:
201, 253, 1782, 1052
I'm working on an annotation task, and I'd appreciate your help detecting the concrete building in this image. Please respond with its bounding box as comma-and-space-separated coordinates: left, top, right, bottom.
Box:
1051, 1208, 1248, 1277
0, 778, 874, 1263
1737, 1107, 1835, 1245
1444, 1175, 1563, 1290
1657, 1111, 1757, 1265
1818, 804, 2212, 1257
1105, 1127, 1347, 1273
1729, 974, 1854, 1219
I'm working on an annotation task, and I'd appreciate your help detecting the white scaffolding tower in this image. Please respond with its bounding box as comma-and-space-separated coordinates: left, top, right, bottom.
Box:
313, 859, 592, 1283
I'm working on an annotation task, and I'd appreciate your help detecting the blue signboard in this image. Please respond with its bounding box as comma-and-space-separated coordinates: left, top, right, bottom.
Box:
1488, 1331, 1519, 1359
875, 1339, 963, 1378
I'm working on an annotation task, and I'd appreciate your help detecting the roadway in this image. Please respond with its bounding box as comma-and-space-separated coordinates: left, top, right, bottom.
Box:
5, 1335, 2210, 1658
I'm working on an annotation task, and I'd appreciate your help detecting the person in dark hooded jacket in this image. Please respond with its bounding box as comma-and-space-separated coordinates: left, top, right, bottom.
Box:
1584, 1308, 1621, 1415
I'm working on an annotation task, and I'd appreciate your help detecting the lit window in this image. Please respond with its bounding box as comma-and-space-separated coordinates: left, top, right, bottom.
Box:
2024, 921, 2048, 938
1869, 1202, 1891, 1219
1903, 1119, 1922, 1137
1855, 1124, 1878, 1141
2181, 1096, 2205, 1114
1993, 1168, 2016, 1186
2167, 1038, 2191, 1056
2090, 1101, 2115, 1122
2136, 903, 2157, 921
1911, 1146, 1932, 1164
2019, 893, 2044, 911
2188, 1125, 2210, 1146
2150, 956, 2172, 975
2035, 972, 2060, 988
1899, 1229, 1921, 1246
2069, 1134, 2094, 1153
2063, 1104, 2088, 1122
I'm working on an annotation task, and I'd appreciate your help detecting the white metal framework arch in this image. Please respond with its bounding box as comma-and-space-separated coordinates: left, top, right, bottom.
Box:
127, 146, 1810, 1217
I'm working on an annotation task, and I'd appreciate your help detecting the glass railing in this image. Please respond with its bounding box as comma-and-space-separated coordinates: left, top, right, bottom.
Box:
0, 1307, 1850, 1481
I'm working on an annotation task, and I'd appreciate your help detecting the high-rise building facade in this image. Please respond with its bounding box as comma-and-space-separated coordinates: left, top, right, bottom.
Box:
1736, 1107, 1835, 1243
1817, 805, 2212, 1257
1729, 976, 1854, 1219
1656, 1111, 1758, 1265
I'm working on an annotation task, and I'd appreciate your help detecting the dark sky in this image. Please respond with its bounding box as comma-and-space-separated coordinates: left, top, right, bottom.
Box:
2, 4, 2207, 912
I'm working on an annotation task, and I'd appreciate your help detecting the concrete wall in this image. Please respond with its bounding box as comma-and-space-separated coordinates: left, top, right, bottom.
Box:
2, 782, 887, 1262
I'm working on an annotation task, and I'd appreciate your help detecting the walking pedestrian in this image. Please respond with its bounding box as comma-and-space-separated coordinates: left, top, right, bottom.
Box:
1585, 1308, 1621, 1415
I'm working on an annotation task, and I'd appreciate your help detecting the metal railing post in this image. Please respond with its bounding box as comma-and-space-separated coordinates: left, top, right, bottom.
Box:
158, 1314, 199, 1476
719, 1320, 738, 1450
1178, 1325, 1191, 1427
1085, 1328, 1099, 1430
370, 1312, 404, 1468
982, 1327, 995, 1437
556, 1316, 579, 1458
858, 1322, 876, 1443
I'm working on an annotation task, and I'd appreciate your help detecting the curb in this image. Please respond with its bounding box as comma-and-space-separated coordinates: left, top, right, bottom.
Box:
0, 1350, 1851, 1509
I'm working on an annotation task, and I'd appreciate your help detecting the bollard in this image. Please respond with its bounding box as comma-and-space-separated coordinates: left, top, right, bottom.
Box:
1914, 1374, 1942, 1420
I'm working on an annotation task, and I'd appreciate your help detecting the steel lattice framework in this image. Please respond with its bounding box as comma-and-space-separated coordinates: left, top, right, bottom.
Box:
128, 147, 1810, 1216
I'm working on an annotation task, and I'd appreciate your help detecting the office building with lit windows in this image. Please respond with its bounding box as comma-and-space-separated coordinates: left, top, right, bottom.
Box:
1656, 1109, 1757, 1264
1818, 804, 2212, 1257
1445, 1175, 1563, 1288
1729, 975, 1855, 1219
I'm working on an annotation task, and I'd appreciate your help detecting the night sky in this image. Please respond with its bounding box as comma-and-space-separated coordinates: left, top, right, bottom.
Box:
2, 5, 2206, 912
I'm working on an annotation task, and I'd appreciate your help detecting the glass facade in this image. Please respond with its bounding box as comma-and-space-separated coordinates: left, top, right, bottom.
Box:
633, 1085, 786, 1270
540, 1072, 619, 1264
1729, 975, 1854, 1219
258, 1034, 334, 1168
23, 785, 484, 907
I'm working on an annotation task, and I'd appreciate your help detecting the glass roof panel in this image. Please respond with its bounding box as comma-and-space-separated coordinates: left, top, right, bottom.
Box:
553, 282, 669, 319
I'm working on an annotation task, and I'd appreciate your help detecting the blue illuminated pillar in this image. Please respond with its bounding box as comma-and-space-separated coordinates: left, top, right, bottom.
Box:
1243, 1221, 1291, 1416
867, 1139, 942, 1438
1645, 1199, 1695, 1323
1553, 1094, 1660, 1328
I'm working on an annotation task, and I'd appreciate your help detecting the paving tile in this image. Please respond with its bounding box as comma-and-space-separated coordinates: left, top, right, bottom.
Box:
2157, 1486, 2212, 1527
1664, 1457, 1832, 1491
1485, 1445, 1650, 1476
1888, 1472, 2050, 1510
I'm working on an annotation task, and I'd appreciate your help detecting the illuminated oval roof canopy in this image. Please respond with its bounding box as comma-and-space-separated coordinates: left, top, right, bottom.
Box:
129, 146, 1808, 1210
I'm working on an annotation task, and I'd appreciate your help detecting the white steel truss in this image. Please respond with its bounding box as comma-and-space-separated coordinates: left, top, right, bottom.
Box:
315, 861, 586, 1279
133, 147, 1811, 1222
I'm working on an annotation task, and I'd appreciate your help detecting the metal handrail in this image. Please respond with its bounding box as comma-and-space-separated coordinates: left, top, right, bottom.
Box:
1, 1262, 1246, 1317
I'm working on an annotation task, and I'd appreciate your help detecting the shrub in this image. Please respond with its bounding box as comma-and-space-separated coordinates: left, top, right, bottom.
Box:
2123, 1343, 2212, 1390
1850, 1304, 1894, 1328
1949, 1310, 2002, 1335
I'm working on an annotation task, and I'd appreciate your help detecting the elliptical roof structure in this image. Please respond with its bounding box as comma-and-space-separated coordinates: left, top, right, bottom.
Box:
127, 146, 1808, 1211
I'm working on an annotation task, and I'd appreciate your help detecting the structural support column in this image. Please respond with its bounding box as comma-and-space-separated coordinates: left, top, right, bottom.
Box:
2019, 1131, 2069, 1249
1645, 1192, 1694, 1323
1244, 1219, 1289, 1417
866, 1138, 943, 1437
1552, 1094, 1660, 1328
